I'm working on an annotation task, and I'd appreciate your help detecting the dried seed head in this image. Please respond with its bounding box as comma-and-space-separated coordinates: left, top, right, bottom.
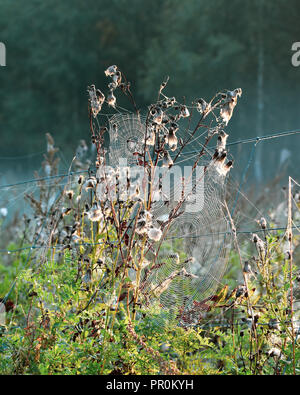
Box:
65, 190, 74, 200
162, 151, 173, 168
167, 130, 178, 151
224, 160, 233, 170
197, 98, 209, 114
136, 219, 148, 235
73, 221, 80, 230
105, 65, 118, 77
152, 108, 164, 125
107, 89, 116, 108
260, 217, 267, 229
213, 148, 233, 177
252, 233, 265, 256
169, 122, 179, 133
148, 227, 163, 242
112, 71, 122, 86
213, 148, 227, 162
62, 207, 72, 217
180, 105, 190, 118
217, 131, 229, 151
84, 177, 97, 191
267, 348, 281, 358
108, 81, 118, 90
236, 284, 246, 298
87, 85, 105, 117
139, 209, 152, 222
87, 205, 103, 222
0, 207, 8, 217
220, 88, 242, 125
243, 261, 251, 273
44, 163, 51, 176
216, 150, 227, 163
146, 131, 156, 146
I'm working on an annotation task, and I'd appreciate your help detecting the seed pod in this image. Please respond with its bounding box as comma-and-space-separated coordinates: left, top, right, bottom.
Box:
260, 217, 267, 229
162, 151, 173, 168
107, 89, 116, 108
105, 65, 118, 77
217, 131, 228, 151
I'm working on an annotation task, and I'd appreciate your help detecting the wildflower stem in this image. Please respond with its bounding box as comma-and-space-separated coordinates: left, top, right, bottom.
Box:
223, 201, 259, 372
287, 176, 296, 375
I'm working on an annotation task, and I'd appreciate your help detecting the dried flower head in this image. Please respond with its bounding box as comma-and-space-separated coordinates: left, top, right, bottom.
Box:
148, 227, 163, 241
167, 130, 178, 151
0, 207, 8, 217
236, 284, 247, 298
107, 89, 116, 108
217, 131, 229, 151
252, 233, 265, 256
136, 219, 148, 235
260, 217, 267, 229
162, 151, 173, 168
146, 131, 156, 146
46, 133, 58, 155
65, 190, 74, 200
152, 108, 164, 125
267, 348, 281, 358
84, 177, 97, 191
105, 65, 118, 77
112, 71, 122, 87
197, 98, 210, 115
87, 85, 105, 118
220, 88, 242, 125
180, 105, 190, 118
87, 202, 103, 222
213, 148, 227, 164
62, 207, 72, 217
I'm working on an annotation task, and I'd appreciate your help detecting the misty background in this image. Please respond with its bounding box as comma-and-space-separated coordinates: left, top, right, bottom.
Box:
0, 0, 299, 191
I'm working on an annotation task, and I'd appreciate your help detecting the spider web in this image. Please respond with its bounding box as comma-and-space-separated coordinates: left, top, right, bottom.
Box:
108, 113, 147, 167
108, 113, 231, 325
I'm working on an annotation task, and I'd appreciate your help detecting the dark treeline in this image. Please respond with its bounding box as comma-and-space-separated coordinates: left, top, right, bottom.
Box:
0, 0, 299, 181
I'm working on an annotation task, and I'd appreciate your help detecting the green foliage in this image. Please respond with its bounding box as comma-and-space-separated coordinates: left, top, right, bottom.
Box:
1, 216, 299, 375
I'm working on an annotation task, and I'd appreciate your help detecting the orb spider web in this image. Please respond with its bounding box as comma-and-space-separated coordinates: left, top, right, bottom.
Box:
107, 112, 231, 325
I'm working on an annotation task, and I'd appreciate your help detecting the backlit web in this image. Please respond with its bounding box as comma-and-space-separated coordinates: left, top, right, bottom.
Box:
107, 112, 231, 325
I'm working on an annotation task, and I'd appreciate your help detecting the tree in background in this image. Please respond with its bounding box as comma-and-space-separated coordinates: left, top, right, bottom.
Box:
0, 0, 299, 180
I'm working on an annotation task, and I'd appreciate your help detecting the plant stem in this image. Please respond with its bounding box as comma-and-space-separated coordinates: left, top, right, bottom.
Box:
287, 176, 296, 375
